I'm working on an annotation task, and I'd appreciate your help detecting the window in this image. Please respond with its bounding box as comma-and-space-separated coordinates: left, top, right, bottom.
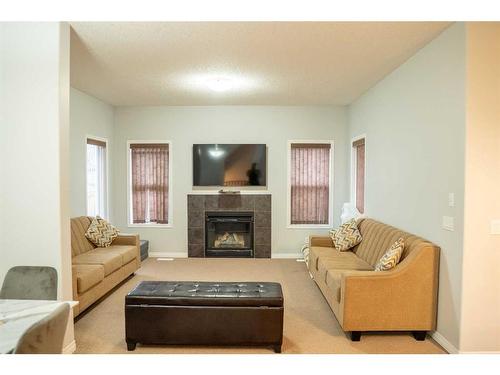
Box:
352, 137, 365, 214
128, 142, 171, 226
288, 141, 333, 226
86, 138, 107, 218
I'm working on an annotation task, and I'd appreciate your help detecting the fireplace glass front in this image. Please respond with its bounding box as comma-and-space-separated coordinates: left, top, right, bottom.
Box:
205, 211, 254, 257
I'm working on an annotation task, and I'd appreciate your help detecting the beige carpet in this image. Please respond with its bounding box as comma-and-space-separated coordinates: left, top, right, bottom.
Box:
74, 258, 446, 354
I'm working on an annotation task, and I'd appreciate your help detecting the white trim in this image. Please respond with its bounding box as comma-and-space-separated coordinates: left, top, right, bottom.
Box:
430, 331, 459, 354
127, 140, 173, 227
62, 340, 76, 354
350, 133, 366, 215
271, 253, 303, 259
286, 140, 335, 227
149, 251, 187, 258
85, 135, 109, 220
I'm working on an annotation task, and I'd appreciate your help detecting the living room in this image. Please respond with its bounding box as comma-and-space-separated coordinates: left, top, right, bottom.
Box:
1, 1, 499, 372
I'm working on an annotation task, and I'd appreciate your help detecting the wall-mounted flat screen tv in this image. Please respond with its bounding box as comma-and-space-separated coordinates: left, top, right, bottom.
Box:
193, 144, 267, 187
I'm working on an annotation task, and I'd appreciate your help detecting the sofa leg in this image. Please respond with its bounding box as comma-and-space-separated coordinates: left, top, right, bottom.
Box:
350, 331, 361, 341
273, 345, 282, 353
412, 331, 427, 341
126, 340, 137, 351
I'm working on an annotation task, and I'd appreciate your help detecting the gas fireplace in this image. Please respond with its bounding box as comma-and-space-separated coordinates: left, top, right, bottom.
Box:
205, 211, 254, 258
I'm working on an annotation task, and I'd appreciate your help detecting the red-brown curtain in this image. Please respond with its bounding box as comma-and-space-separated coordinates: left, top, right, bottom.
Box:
130, 143, 169, 224
355, 142, 365, 214
290, 143, 331, 225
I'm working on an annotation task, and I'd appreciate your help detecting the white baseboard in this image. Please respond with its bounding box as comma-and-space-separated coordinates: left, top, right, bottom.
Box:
430, 331, 459, 354
149, 252, 187, 258
62, 340, 76, 354
149, 252, 303, 259
272, 253, 303, 259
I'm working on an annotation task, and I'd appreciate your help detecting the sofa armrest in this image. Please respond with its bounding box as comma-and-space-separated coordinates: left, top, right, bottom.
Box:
309, 235, 334, 248
71, 266, 78, 300
340, 244, 439, 331
113, 233, 139, 247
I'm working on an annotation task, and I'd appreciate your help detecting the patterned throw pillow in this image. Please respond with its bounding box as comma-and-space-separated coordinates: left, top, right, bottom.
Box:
329, 219, 363, 251
85, 216, 119, 247
374, 238, 405, 271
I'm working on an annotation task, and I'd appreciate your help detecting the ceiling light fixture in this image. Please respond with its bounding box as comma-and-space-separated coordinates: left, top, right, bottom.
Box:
176, 72, 261, 94
206, 77, 233, 92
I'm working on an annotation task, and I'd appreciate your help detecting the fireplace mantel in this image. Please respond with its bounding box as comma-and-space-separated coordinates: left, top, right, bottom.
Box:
187, 194, 271, 258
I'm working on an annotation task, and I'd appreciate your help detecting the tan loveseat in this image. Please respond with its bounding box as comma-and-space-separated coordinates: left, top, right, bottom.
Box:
308, 218, 439, 341
71, 216, 141, 316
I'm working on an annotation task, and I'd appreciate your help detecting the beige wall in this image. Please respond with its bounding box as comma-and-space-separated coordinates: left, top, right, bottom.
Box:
70, 88, 115, 219
0, 22, 74, 350
113, 106, 349, 256
460, 22, 500, 352
348, 23, 466, 350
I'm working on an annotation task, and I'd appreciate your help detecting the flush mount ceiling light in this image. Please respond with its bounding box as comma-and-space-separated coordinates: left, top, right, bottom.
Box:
177, 72, 261, 94
206, 77, 233, 92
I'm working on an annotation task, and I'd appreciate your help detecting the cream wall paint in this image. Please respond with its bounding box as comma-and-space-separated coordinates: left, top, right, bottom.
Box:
113, 106, 348, 256
348, 23, 466, 349
0, 22, 75, 349
70, 87, 114, 219
460, 23, 500, 352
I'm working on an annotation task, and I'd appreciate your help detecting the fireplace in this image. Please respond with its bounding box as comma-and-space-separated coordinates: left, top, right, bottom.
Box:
205, 211, 254, 258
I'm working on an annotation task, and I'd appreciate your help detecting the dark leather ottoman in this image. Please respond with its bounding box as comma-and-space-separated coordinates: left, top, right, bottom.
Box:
125, 281, 284, 352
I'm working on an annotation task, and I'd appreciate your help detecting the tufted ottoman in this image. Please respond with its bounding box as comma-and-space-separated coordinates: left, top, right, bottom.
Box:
125, 281, 284, 352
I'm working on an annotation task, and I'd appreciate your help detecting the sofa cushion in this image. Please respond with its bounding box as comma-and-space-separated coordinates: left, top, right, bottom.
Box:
73, 264, 104, 294
317, 254, 373, 283
85, 216, 120, 247
73, 250, 122, 276
325, 270, 342, 303
92, 245, 137, 265
353, 219, 416, 267
309, 246, 354, 271
71, 216, 96, 256
329, 219, 363, 251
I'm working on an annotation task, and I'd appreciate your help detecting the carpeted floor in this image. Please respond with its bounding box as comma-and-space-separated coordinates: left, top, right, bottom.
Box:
74, 258, 446, 354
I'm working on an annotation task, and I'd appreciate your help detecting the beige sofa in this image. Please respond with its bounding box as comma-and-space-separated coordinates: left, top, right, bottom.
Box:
71, 216, 141, 316
308, 218, 439, 341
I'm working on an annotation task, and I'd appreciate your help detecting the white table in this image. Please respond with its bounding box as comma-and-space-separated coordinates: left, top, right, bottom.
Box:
0, 299, 77, 354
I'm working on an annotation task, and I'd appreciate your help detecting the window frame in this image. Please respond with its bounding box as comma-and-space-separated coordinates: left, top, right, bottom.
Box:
85, 135, 109, 220
127, 140, 173, 228
350, 134, 366, 215
286, 139, 334, 229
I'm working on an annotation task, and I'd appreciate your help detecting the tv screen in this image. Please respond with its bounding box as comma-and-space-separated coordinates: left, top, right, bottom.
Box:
193, 144, 267, 187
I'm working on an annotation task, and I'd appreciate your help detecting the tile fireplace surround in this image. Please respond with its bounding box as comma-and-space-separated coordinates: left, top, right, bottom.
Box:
187, 194, 271, 258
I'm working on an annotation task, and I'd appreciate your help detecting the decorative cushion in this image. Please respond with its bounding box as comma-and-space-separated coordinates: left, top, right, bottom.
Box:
85, 216, 119, 247
374, 237, 405, 271
329, 219, 363, 251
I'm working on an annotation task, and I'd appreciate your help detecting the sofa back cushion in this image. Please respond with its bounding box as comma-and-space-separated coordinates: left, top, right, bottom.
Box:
71, 216, 96, 257
353, 218, 435, 268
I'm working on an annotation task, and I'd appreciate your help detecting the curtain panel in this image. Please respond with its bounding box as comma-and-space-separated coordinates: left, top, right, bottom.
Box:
290, 143, 331, 225
355, 142, 365, 214
130, 143, 169, 224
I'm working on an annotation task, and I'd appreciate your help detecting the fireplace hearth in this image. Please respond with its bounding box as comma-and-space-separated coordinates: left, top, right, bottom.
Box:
205, 212, 254, 258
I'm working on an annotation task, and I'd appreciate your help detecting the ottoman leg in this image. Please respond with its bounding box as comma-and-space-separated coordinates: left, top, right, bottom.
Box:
273, 345, 282, 353
126, 340, 137, 351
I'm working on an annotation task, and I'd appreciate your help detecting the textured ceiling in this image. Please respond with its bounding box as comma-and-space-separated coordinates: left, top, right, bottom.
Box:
70, 22, 451, 106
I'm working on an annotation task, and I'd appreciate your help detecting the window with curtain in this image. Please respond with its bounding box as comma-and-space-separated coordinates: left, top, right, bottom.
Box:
129, 143, 170, 225
289, 142, 332, 225
353, 138, 365, 214
86, 138, 107, 218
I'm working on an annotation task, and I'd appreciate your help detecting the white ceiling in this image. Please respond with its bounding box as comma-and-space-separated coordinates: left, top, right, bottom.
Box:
70, 22, 451, 106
